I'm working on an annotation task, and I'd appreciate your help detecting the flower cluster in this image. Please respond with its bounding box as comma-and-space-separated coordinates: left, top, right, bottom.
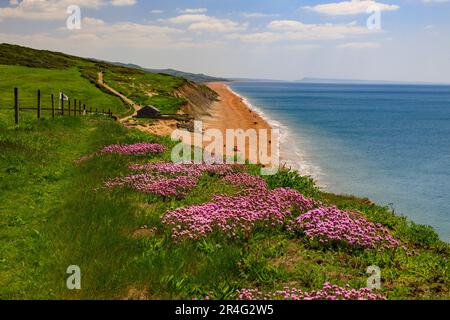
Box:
295, 206, 400, 249
100, 143, 166, 155
222, 173, 268, 194
106, 162, 243, 198
105, 174, 197, 197
130, 162, 237, 177
238, 283, 387, 300
162, 188, 316, 240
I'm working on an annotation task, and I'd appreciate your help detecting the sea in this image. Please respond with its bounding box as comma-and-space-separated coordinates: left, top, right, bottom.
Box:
229, 81, 450, 242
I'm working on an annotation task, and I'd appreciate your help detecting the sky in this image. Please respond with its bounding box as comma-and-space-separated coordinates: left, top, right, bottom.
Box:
0, 0, 449, 82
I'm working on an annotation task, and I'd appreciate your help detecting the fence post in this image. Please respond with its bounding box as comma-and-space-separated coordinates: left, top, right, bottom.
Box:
83, 104, 86, 115
37, 89, 41, 119
51, 94, 55, 119
68, 99, 71, 116
79, 101, 81, 114
74, 99, 77, 116
14, 88, 19, 124
61, 93, 64, 116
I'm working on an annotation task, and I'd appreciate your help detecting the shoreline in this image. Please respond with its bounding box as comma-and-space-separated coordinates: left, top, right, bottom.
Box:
202, 82, 274, 163
205, 82, 324, 184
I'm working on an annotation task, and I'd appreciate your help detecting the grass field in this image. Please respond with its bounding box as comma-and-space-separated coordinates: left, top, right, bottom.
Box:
0, 111, 448, 300
0, 65, 127, 116
0, 43, 194, 116
99, 64, 187, 114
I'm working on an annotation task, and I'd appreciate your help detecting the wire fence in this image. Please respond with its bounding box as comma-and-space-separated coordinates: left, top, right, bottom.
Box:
1, 88, 114, 124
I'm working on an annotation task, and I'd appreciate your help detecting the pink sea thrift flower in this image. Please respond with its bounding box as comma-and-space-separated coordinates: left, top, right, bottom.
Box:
295, 206, 400, 249
238, 283, 387, 300
222, 173, 268, 194
100, 143, 166, 155
162, 187, 316, 240
105, 174, 197, 197
130, 162, 238, 177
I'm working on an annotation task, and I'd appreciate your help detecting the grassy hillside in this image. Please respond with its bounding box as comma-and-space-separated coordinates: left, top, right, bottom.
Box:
82, 63, 188, 114
111, 62, 229, 83
0, 110, 448, 300
0, 43, 448, 301
0, 43, 205, 115
0, 65, 124, 114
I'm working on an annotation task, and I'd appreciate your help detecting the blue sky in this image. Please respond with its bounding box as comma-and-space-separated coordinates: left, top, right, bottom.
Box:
0, 0, 449, 82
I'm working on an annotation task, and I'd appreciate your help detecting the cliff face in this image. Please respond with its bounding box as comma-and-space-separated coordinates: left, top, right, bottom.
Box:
173, 81, 218, 118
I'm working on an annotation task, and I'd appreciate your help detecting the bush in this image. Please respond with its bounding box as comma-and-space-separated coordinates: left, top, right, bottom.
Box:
401, 222, 440, 247
263, 169, 319, 197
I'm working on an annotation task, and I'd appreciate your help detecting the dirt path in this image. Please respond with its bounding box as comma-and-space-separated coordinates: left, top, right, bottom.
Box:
97, 72, 140, 122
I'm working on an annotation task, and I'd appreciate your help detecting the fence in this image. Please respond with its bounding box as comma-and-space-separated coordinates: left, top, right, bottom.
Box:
3, 88, 114, 124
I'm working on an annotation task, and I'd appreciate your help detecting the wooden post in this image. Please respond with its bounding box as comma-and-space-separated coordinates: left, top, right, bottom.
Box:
61, 93, 64, 116
51, 94, 55, 119
74, 99, 77, 116
83, 104, 86, 115
37, 89, 41, 119
14, 88, 19, 124
68, 99, 71, 116
96, 108, 98, 114
79, 101, 81, 114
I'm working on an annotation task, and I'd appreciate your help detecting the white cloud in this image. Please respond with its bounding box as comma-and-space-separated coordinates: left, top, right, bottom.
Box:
424, 25, 435, 30
241, 12, 278, 18
110, 0, 137, 6
0, 0, 104, 21
283, 44, 321, 50
83, 17, 106, 26
226, 20, 379, 44
422, 0, 449, 3
179, 8, 208, 14
168, 14, 247, 32
337, 41, 380, 49
304, 1, 399, 16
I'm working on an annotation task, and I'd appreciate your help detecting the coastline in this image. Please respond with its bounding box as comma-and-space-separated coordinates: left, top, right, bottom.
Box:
202, 82, 273, 162
206, 82, 324, 184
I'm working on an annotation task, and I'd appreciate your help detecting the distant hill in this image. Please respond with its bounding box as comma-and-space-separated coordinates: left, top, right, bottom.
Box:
112, 62, 229, 83
297, 77, 448, 85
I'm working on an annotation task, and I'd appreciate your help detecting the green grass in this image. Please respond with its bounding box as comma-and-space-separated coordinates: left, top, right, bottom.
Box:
0, 65, 127, 116
0, 43, 85, 69
101, 65, 187, 114
0, 112, 448, 300
0, 43, 194, 116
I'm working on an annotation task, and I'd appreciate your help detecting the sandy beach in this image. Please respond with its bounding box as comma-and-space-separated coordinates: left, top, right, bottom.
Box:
202, 82, 274, 163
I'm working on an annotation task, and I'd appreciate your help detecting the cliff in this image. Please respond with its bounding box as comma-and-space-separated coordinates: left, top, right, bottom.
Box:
173, 81, 219, 118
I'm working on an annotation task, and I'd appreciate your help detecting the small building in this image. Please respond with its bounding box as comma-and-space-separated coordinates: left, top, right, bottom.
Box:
135, 105, 161, 118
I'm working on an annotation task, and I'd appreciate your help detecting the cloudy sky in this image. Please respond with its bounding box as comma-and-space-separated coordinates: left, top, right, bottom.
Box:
0, 0, 449, 82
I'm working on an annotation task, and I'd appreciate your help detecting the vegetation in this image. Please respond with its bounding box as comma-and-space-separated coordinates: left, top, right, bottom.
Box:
0, 65, 125, 115
0, 43, 448, 301
0, 110, 448, 300
98, 63, 188, 114
0, 43, 196, 115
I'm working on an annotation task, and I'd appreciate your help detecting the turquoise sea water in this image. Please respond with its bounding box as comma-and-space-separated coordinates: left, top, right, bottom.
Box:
230, 82, 450, 241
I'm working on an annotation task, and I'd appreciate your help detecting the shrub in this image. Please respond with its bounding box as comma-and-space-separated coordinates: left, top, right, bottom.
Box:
263, 169, 319, 197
